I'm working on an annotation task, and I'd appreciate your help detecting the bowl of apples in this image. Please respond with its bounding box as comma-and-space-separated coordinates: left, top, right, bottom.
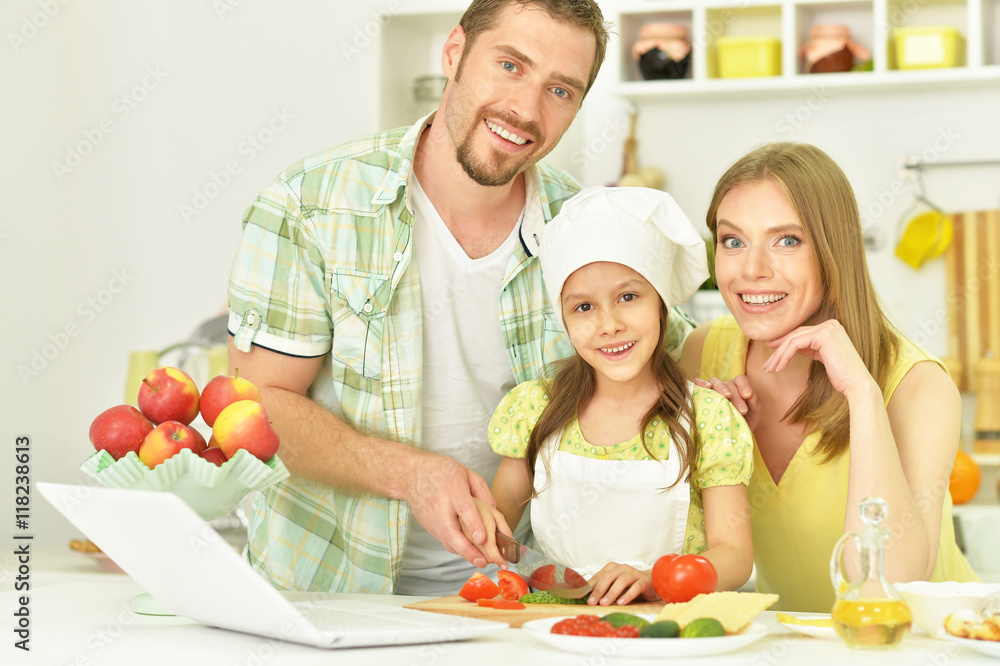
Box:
82, 367, 289, 520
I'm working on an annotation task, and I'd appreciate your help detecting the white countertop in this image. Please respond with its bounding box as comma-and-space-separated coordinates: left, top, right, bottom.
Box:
3, 547, 999, 665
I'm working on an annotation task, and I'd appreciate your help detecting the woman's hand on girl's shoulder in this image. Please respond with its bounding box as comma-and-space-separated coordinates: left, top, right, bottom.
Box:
693, 375, 761, 429
585, 563, 658, 606
763, 319, 876, 398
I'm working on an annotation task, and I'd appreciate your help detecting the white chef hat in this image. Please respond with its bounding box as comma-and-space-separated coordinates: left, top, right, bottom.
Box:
540, 186, 709, 327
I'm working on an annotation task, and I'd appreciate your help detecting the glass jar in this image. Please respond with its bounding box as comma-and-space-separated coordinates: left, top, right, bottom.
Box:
800, 24, 871, 73
830, 497, 913, 649
632, 22, 691, 80
411, 74, 447, 120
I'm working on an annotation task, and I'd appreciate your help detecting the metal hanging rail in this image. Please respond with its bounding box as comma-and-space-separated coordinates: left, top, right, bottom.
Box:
902, 157, 1000, 171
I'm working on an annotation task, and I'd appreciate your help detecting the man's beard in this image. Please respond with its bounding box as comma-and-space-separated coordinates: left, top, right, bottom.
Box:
455, 132, 530, 187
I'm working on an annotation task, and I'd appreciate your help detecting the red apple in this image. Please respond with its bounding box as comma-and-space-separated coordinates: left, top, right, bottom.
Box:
137, 366, 200, 425
199, 370, 260, 427
189, 427, 208, 453
198, 447, 229, 466
139, 421, 204, 468
89, 405, 154, 459
212, 400, 280, 462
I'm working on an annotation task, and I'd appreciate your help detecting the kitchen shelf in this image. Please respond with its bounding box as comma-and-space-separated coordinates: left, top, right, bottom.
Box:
972, 452, 1000, 467
377, 7, 464, 130
615, 0, 1000, 98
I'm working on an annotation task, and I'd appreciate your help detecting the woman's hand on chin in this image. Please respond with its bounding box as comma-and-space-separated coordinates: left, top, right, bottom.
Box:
763, 319, 877, 398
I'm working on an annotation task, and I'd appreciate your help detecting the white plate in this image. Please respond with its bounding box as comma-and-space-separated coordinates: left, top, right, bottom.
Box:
521, 615, 769, 658
946, 635, 1000, 659
776, 613, 837, 640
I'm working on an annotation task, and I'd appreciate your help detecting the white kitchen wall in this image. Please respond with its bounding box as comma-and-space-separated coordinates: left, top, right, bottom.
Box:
1, 0, 389, 550
3, 0, 998, 553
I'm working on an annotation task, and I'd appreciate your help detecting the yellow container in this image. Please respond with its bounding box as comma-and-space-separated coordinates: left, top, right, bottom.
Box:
893, 26, 965, 69
716, 36, 782, 78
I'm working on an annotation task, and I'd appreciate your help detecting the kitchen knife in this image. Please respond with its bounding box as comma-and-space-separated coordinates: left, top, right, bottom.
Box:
494, 530, 592, 599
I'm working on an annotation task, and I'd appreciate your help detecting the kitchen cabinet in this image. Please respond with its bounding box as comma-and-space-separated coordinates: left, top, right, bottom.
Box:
376, 0, 998, 113
377, 6, 463, 129
615, 0, 1000, 97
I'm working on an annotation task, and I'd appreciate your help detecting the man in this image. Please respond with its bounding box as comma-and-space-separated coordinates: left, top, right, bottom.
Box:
226, 0, 693, 595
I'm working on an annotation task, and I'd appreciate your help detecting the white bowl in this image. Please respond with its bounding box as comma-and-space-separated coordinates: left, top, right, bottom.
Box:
80, 448, 289, 520
894, 581, 1000, 638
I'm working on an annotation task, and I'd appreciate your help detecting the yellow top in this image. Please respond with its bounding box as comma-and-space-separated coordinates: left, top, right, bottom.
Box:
701, 315, 979, 612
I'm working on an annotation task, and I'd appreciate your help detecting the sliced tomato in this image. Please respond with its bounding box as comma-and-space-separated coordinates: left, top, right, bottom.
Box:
459, 572, 501, 602
477, 598, 499, 607
492, 600, 526, 610
564, 568, 589, 588
527, 564, 555, 589
497, 570, 529, 600
526, 564, 588, 591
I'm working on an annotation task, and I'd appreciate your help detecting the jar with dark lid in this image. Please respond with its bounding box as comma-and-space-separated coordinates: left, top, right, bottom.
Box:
632, 23, 691, 80
800, 24, 871, 73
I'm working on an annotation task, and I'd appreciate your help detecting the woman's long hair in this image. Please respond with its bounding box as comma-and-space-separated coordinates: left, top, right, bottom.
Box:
525, 305, 698, 488
705, 142, 900, 461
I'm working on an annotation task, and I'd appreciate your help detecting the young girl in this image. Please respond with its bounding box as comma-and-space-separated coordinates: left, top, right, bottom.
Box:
473, 186, 755, 606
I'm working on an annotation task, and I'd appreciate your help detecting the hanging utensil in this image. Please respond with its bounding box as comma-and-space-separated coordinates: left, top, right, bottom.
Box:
894, 171, 953, 269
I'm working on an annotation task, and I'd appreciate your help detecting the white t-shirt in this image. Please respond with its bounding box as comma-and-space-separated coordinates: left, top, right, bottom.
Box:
395, 176, 522, 596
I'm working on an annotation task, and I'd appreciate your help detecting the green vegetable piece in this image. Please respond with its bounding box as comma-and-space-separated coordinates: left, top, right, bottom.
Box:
600, 612, 650, 629
518, 591, 587, 605
639, 620, 681, 638
680, 617, 726, 638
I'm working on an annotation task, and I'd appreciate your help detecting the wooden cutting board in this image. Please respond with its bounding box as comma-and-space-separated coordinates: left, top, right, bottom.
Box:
404, 594, 666, 628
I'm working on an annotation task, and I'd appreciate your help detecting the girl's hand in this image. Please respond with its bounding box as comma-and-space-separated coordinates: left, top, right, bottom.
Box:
692, 375, 761, 429
460, 498, 512, 569
763, 319, 876, 398
586, 563, 658, 606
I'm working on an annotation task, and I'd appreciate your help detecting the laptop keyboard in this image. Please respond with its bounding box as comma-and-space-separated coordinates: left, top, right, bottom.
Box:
294, 602, 424, 631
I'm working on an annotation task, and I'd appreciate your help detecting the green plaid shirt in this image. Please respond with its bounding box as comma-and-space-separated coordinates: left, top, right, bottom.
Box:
227, 114, 695, 593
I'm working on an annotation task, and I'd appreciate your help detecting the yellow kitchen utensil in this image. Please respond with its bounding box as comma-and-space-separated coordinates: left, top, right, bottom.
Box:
895, 209, 953, 269
776, 612, 834, 627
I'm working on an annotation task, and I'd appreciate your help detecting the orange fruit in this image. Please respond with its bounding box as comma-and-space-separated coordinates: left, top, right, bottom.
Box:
949, 449, 981, 504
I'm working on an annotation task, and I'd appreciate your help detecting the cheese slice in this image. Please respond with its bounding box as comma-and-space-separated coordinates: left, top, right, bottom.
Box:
653, 591, 779, 634
776, 612, 833, 627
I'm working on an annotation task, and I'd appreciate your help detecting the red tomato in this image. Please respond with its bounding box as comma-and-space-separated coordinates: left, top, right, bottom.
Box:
497, 570, 529, 600
564, 568, 589, 589
551, 615, 636, 637
492, 600, 526, 610
459, 573, 501, 602
527, 564, 555, 589
651, 553, 717, 603
476, 598, 499, 607
526, 564, 588, 590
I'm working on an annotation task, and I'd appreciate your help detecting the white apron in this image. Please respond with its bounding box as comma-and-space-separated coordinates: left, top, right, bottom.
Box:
529, 427, 691, 578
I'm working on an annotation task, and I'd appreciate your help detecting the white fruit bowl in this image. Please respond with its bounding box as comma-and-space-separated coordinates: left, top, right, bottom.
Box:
894, 581, 1000, 638
80, 448, 289, 520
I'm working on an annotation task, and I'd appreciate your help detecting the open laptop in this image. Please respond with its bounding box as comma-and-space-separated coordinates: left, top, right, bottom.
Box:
38, 482, 507, 649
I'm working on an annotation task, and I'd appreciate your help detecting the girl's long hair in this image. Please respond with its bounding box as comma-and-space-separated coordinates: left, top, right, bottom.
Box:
525, 305, 698, 488
705, 142, 900, 461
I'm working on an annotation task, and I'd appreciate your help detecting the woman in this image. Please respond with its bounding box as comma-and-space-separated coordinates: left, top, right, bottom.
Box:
679, 143, 978, 612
